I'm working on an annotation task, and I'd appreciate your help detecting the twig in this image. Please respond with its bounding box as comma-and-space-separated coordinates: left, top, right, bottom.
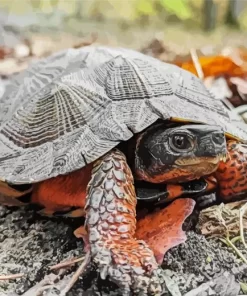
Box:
49, 256, 85, 271
240, 203, 247, 248
225, 237, 247, 265
60, 251, 91, 296
0, 273, 25, 280
190, 48, 204, 80
21, 270, 65, 296
217, 205, 247, 264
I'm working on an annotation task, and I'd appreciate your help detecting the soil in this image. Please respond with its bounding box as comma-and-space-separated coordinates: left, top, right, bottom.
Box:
0, 204, 247, 296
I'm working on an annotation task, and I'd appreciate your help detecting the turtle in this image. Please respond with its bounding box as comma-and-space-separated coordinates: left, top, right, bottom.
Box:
0, 45, 247, 295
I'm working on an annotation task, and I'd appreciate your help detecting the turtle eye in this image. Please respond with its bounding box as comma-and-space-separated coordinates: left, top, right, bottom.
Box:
169, 134, 194, 152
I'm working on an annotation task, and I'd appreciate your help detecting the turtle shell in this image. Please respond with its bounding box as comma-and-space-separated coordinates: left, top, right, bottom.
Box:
0, 46, 246, 184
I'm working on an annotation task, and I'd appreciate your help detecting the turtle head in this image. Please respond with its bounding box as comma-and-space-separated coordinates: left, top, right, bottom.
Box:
134, 123, 227, 183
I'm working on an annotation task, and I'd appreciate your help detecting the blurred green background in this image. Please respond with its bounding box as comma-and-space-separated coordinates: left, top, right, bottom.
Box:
1, 0, 247, 29
1, 0, 247, 51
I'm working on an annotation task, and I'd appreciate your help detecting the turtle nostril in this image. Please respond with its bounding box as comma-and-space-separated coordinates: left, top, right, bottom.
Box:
212, 133, 225, 145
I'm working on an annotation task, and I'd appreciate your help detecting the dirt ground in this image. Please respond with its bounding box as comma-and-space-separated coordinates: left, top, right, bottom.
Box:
0, 202, 247, 296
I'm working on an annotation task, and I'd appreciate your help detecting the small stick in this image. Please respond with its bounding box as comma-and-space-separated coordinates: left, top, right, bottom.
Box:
21, 270, 66, 296
60, 252, 91, 296
190, 48, 204, 80
217, 206, 247, 264
239, 203, 247, 248
49, 256, 85, 271
0, 273, 25, 280
226, 237, 247, 264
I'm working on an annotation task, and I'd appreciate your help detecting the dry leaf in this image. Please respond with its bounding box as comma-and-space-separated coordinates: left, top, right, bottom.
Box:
0, 46, 12, 60
230, 77, 247, 101
175, 53, 247, 107
141, 38, 168, 58
141, 37, 188, 63
178, 55, 246, 78
222, 46, 247, 71
198, 200, 247, 238
136, 198, 195, 264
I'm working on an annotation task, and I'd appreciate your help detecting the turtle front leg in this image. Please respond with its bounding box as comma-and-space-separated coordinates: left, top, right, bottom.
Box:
85, 149, 164, 295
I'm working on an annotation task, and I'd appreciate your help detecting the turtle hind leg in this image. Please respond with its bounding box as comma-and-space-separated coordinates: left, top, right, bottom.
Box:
30, 164, 93, 217
85, 149, 165, 295
0, 181, 32, 206
215, 140, 247, 201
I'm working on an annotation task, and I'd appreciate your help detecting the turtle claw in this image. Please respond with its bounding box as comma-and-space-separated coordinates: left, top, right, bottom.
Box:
91, 239, 165, 295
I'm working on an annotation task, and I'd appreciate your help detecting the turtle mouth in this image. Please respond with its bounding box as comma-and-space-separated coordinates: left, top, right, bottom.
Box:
136, 178, 208, 204
175, 153, 227, 166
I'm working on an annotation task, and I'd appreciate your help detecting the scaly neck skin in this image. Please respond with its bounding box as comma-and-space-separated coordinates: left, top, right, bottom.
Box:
213, 140, 247, 201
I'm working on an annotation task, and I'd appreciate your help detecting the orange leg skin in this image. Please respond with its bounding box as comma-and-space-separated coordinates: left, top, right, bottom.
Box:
85, 149, 165, 295
214, 140, 247, 201
31, 164, 92, 216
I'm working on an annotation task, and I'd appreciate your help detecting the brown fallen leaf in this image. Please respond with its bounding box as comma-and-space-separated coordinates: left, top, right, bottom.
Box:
136, 198, 196, 264
204, 75, 247, 108
177, 55, 246, 78
222, 46, 247, 71
141, 37, 189, 63
178, 50, 247, 108
141, 37, 168, 58
0, 46, 13, 60
198, 200, 247, 238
